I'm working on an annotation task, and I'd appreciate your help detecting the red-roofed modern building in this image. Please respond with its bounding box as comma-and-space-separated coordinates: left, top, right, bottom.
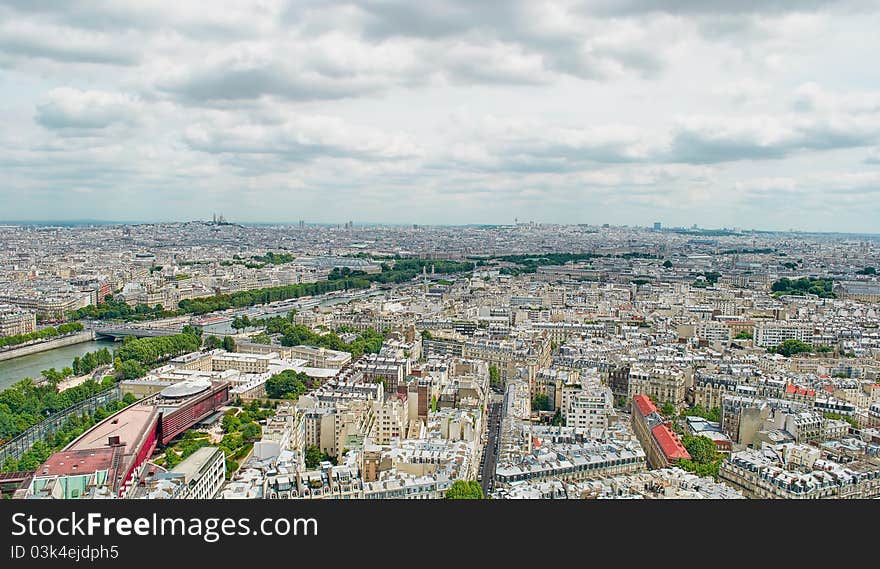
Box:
26, 380, 230, 499
632, 393, 691, 468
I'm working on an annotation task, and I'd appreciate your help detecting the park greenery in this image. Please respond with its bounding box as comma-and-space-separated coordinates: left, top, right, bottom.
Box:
251, 251, 296, 265
249, 332, 272, 345
771, 277, 836, 299
719, 248, 776, 255
257, 313, 386, 358
856, 267, 876, 275
493, 252, 659, 275
734, 330, 753, 340
1, 392, 137, 472
0, 322, 84, 350
444, 480, 484, 499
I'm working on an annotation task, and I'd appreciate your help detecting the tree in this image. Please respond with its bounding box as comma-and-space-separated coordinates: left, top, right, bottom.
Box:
241, 421, 262, 440
222, 336, 236, 352
204, 336, 221, 350
445, 480, 484, 499
117, 360, 146, 380
488, 365, 501, 389
532, 394, 552, 411
769, 339, 815, 357
181, 324, 202, 338
660, 401, 676, 417
221, 412, 241, 434
305, 445, 324, 469
681, 434, 718, 464
265, 370, 311, 399
662, 260, 673, 268
734, 330, 753, 340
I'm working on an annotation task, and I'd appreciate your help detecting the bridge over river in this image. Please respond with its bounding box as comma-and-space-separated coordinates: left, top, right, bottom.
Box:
92, 327, 182, 340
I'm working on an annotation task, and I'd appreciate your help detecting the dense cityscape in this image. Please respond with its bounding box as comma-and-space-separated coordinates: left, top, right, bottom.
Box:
1, 220, 878, 500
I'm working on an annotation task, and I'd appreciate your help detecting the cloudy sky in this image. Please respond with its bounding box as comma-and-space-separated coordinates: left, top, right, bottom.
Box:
1, 1, 879, 232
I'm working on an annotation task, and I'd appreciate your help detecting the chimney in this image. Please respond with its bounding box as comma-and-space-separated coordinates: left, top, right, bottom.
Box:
108, 436, 121, 446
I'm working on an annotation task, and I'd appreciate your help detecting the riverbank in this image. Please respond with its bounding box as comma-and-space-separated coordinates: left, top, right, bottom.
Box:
0, 331, 96, 362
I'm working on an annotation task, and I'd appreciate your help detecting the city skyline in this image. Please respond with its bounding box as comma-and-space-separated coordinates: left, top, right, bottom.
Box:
1, 2, 880, 232
1, 216, 880, 237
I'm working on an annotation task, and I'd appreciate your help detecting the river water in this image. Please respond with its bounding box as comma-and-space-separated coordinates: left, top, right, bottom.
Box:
0, 339, 118, 391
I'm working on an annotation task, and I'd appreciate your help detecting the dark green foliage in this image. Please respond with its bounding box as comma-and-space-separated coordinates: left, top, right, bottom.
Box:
677, 434, 723, 479
249, 332, 272, 344
250, 252, 296, 265
532, 394, 553, 411
495, 252, 659, 275
719, 248, 775, 255
0, 376, 117, 442
68, 297, 173, 322
771, 277, 836, 299
265, 370, 317, 399
304, 444, 335, 469
112, 332, 202, 367
768, 339, 816, 357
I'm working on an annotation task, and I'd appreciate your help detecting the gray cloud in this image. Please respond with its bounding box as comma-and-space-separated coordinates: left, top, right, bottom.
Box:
35, 88, 141, 130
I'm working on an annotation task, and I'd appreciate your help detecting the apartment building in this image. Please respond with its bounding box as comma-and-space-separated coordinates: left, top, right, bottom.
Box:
628, 365, 688, 406
754, 322, 811, 348
0, 304, 36, 337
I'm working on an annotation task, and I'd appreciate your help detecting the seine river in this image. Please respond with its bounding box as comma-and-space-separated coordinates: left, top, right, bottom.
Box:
0, 339, 118, 391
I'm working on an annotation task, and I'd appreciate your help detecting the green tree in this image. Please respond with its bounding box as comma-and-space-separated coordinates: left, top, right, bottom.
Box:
222, 336, 236, 352
241, 421, 262, 440
734, 330, 753, 340
445, 480, 484, 499
681, 434, 719, 464
305, 445, 324, 469
660, 401, 676, 417
488, 365, 501, 389
532, 394, 552, 411
769, 339, 815, 357
117, 360, 146, 380
662, 260, 673, 268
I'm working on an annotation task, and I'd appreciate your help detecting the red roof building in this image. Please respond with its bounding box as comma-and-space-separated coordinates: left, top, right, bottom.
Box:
632, 394, 658, 418
651, 424, 691, 462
